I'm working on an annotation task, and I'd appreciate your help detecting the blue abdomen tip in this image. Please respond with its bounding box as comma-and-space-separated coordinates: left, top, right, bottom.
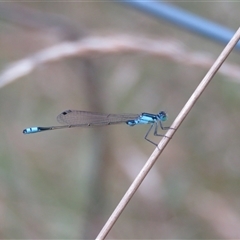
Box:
23, 127, 40, 134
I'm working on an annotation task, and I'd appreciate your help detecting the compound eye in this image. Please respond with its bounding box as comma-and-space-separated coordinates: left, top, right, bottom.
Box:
159, 111, 168, 121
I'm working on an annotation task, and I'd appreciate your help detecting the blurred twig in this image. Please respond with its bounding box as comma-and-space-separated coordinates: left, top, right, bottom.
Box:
96, 27, 240, 240
1, 35, 240, 88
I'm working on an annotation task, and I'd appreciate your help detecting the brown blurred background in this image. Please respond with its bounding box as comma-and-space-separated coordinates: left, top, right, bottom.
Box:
1, 1, 240, 239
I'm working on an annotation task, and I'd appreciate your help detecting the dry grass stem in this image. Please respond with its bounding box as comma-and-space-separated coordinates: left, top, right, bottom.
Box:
96, 28, 240, 240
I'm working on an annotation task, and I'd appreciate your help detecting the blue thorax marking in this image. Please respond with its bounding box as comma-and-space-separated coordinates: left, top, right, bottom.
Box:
126, 113, 159, 126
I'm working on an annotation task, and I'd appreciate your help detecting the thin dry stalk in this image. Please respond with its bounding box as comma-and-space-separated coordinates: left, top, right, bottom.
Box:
1, 35, 240, 88
96, 28, 240, 240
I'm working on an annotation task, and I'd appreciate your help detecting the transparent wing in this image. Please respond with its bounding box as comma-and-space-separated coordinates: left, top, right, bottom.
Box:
57, 110, 139, 126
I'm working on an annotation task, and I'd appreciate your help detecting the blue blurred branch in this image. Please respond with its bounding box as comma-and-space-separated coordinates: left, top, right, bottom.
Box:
118, 1, 240, 50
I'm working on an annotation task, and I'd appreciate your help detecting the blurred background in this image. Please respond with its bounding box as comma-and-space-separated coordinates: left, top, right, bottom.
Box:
1, 1, 240, 239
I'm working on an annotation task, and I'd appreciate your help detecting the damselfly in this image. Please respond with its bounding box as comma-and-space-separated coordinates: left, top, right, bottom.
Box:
23, 110, 170, 146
